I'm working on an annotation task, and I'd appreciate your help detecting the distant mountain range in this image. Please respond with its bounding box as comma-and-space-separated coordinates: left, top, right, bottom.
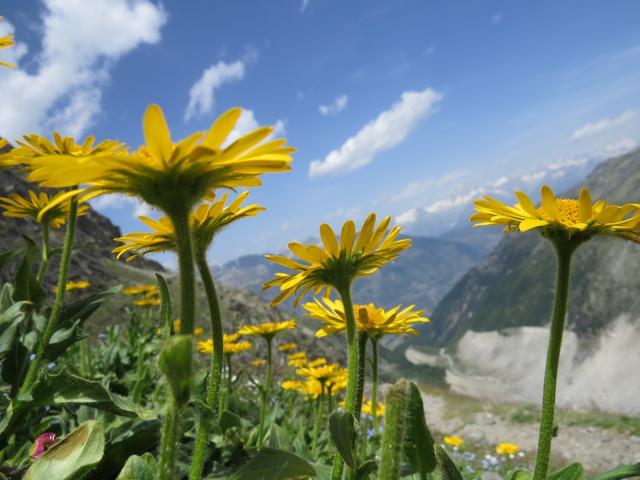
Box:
415, 147, 640, 347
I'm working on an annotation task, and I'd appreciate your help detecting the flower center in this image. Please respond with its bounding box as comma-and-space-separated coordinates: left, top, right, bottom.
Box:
539, 198, 580, 225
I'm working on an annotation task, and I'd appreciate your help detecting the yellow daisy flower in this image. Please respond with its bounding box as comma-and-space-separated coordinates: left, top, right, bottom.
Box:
281, 380, 305, 391
443, 435, 464, 448
470, 185, 640, 243
112, 192, 264, 261
134, 297, 161, 307
296, 362, 342, 382
277, 342, 297, 352
264, 213, 411, 306
326, 369, 348, 392
173, 319, 203, 336
0, 190, 89, 229
12, 105, 294, 218
197, 337, 251, 354
307, 357, 327, 367
496, 443, 520, 455
238, 319, 296, 340
287, 351, 307, 367
251, 359, 267, 367
303, 297, 429, 338
0, 16, 16, 69
224, 341, 252, 355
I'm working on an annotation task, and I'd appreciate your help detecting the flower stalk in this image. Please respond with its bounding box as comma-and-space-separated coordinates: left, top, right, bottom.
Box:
189, 251, 224, 480
311, 380, 325, 455
20, 197, 79, 395
370, 336, 380, 435
532, 240, 575, 480
257, 336, 274, 447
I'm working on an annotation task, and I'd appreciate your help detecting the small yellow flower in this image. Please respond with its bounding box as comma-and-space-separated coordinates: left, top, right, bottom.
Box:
113, 192, 264, 261
281, 380, 305, 391
0, 16, 16, 69
122, 284, 159, 297
287, 351, 307, 367
277, 342, 297, 352
443, 435, 464, 448
134, 297, 161, 307
496, 443, 520, 455
361, 400, 385, 418
54, 280, 90, 292
0, 191, 89, 228
264, 213, 411, 306
251, 359, 266, 367
470, 185, 640, 243
326, 369, 348, 392
303, 298, 429, 338
296, 362, 342, 382
238, 319, 296, 339
173, 319, 203, 336
197, 335, 250, 354
307, 357, 327, 368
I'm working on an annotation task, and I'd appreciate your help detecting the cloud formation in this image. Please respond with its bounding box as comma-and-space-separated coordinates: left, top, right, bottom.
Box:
309, 87, 443, 177
0, 0, 166, 141
571, 110, 636, 141
319, 94, 348, 115
184, 60, 246, 121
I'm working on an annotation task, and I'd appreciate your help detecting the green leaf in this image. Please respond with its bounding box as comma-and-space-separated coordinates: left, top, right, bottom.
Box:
158, 335, 192, 406
44, 319, 85, 361
13, 236, 46, 305
507, 469, 533, 480
591, 464, 640, 480
0, 249, 19, 271
548, 464, 585, 480
434, 444, 464, 480
0, 303, 27, 359
233, 448, 316, 480
56, 285, 121, 331
328, 411, 357, 470
404, 383, 437, 474
156, 274, 172, 338
24, 420, 105, 480
115, 453, 157, 480
355, 459, 377, 480
220, 410, 243, 434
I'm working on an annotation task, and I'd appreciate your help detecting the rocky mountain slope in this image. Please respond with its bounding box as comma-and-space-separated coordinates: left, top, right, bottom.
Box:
417, 147, 640, 347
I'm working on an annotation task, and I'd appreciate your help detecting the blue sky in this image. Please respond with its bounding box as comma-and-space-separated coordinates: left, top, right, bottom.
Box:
1, 0, 640, 267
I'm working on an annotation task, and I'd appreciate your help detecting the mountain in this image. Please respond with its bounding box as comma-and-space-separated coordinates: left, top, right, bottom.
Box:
418, 147, 640, 347
214, 234, 499, 313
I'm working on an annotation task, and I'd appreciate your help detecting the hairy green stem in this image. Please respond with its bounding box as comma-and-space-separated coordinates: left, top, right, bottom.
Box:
379, 380, 409, 480
131, 340, 145, 404
190, 253, 225, 480
331, 285, 358, 480
224, 353, 232, 411
371, 337, 379, 435
532, 243, 574, 480
354, 331, 368, 419
78, 339, 92, 378
35, 222, 50, 284
20, 198, 78, 395
257, 336, 273, 447
170, 211, 197, 335
158, 398, 181, 480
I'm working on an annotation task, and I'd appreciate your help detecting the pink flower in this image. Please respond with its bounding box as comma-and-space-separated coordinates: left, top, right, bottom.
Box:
30, 432, 56, 459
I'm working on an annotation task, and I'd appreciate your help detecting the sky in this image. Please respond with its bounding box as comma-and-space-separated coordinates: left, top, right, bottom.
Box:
1, 0, 640, 268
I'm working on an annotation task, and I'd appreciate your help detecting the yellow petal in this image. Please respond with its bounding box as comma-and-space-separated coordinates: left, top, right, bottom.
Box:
203, 107, 242, 149
578, 188, 592, 222
540, 185, 557, 219
340, 220, 356, 253
143, 104, 173, 163
320, 224, 340, 256
519, 219, 548, 231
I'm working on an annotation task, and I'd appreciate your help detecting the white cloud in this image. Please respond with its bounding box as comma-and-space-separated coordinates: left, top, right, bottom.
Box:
223, 109, 286, 146
90, 194, 154, 220
395, 208, 418, 226
319, 94, 348, 115
309, 88, 443, 177
0, 0, 166, 141
571, 110, 636, 141
392, 169, 469, 201
184, 60, 245, 121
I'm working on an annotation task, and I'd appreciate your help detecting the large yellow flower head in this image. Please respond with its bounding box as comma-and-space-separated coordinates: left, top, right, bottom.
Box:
10, 105, 294, 218
0, 190, 89, 228
287, 351, 307, 367
281, 380, 305, 392
238, 319, 296, 340
302, 297, 429, 339
264, 213, 411, 306
0, 16, 16, 69
112, 192, 264, 261
470, 185, 640, 246
277, 342, 297, 352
